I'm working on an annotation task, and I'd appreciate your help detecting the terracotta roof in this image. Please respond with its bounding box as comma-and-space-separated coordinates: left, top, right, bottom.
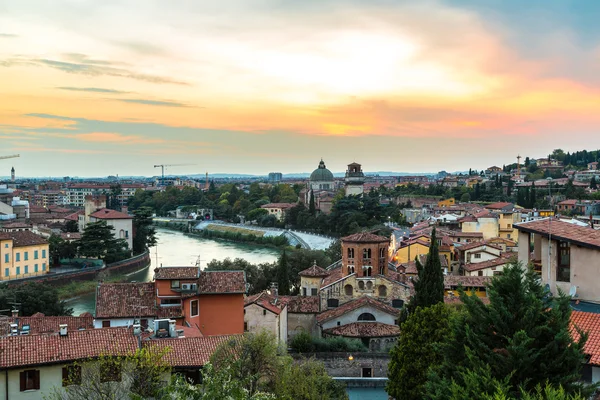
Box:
463, 256, 513, 272
95, 282, 157, 318
0, 328, 138, 369
10, 316, 94, 335
144, 335, 238, 367
323, 322, 400, 338
5, 231, 48, 247
571, 311, 600, 366
1, 222, 31, 229
299, 263, 330, 277
341, 232, 389, 243
260, 203, 297, 209
281, 296, 320, 313
64, 210, 84, 221
400, 254, 448, 275
456, 241, 502, 252
244, 292, 285, 315
558, 199, 578, 206
198, 271, 246, 294
89, 208, 132, 220
444, 275, 491, 289
516, 219, 600, 250
154, 266, 200, 280
317, 296, 400, 323
450, 231, 484, 238
59, 232, 81, 240
320, 267, 344, 288
485, 202, 514, 210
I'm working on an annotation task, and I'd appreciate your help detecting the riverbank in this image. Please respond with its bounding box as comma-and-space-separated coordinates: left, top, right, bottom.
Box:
56, 268, 147, 300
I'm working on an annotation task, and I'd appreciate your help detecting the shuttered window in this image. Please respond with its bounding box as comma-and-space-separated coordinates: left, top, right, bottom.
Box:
20, 369, 40, 391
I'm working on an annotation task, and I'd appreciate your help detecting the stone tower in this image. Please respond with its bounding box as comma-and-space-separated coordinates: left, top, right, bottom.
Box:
344, 162, 364, 196
341, 232, 390, 277
10, 166, 15, 182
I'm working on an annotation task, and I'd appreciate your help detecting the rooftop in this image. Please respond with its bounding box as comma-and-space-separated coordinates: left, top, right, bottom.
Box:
6, 314, 94, 336
95, 282, 159, 319
0, 230, 48, 247
571, 311, 600, 366
323, 322, 400, 338
145, 335, 238, 367
154, 266, 200, 280
299, 262, 330, 277
198, 270, 246, 294
317, 296, 400, 324
444, 275, 492, 289
516, 219, 600, 250
341, 232, 389, 243
89, 208, 132, 220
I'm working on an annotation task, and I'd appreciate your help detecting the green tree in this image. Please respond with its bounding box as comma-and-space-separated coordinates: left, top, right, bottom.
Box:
132, 207, 156, 255
62, 220, 79, 233
309, 191, 316, 216
427, 262, 591, 398
591, 176, 597, 190
387, 303, 451, 400
0, 282, 73, 316
460, 192, 471, 203
77, 221, 130, 263
275, 358, 348, 400
277, 250, 290, 295
107, 183, 123, 211
410, 228, 444, 310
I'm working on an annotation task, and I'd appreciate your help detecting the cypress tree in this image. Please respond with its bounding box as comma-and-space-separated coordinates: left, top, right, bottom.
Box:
530, 186, 537, 208
591, 176, 597, 190
426, 262, 590, 398
309, 191, 316, 216
276, 250, 290, 295
411, 228, 444, 309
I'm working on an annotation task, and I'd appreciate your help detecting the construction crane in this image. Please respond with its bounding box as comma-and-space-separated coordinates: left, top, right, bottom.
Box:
153, 164, 195, 185
0, 154, 19, 161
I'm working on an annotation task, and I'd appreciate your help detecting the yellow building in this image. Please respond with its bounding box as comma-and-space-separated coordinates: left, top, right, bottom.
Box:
0, 231, 50, 281
497, 211, 521, 242
394, 237, 431, 264
437, 198, 456, 207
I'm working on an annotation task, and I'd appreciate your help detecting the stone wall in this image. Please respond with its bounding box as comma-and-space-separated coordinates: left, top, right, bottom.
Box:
292, 352, 390, 378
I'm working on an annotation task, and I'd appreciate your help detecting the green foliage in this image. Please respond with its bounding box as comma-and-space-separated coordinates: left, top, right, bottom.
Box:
289, 332, 367, 353
387, 303, 451, 400
275, 358, 348, 400
48, 234, 77, 266
277, 250, 290, 295
194, 228, 289, 247
62, 220, 79, 233
77, 221, 130, 263
0, 281, 73, 316
426, 262, 592, 398
409, 228, 444, 311
132, 207, 156, 255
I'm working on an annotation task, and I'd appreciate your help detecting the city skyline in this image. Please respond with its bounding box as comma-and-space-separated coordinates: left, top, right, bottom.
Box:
2, 1, 600, 176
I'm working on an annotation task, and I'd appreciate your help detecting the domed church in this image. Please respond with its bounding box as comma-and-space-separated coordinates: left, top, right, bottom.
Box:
309, 159, 335, 191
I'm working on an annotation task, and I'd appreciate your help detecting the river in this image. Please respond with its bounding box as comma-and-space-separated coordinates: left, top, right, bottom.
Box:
64, 228, 280, 315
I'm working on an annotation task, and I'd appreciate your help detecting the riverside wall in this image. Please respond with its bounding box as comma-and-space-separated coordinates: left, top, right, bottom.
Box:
4, 251, 151, 288
291, 352, 390, 378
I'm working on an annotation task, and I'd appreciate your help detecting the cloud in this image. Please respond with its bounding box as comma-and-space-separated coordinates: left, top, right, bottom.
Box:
56, 87, 129, 94
0, 33, 18, 38
75, 132, 165, 144
116, 99, 189, 107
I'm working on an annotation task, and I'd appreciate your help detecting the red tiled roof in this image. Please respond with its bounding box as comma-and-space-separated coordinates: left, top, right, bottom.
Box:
450, 231, 484, 238
463, 256, 513, 272
456, 241, 502, 252
317, 296, 400, 323
341, 232, 389, 243
323, 322, 400, 338
89, 208, 132, 220
485, 202, 514, 210
558, 199, 578, 206
95, 282, 157, 318
11, 316, 94, 335
444, 275, 491, 289
64, 210, 84, 221
281, 296, 320, 313
571, 311, 600, 366
0, 328, 138, 369
516, 219, 600, 250
400, 254, 448, 275
145, 335, 239, 367
244, 292, 285, 315
6, 231, 48, 247
299, 263, 330, 277
320, 267, 344, 288
199, 271, 246, 294
260, 203, 297, 209
154, 266, 200, 280
60, 232, 81, 241
1, 222, 31, 229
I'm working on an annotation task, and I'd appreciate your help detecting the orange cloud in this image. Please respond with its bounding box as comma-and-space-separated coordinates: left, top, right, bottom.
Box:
75, 132, 164, 144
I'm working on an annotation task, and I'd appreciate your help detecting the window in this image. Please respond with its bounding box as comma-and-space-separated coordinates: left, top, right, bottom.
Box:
344, 284, 353, 296
363, 248, 371, 259
364, 266, 372, 277
263, 309, 267, 316
34, 264, 38, 273
20, 369, 40, 391
244, 322, 248, 332
4, 254, 8, 263
24, 252, 28, 261
100, 364, 121, 383
392, 299, 404, 308
366, 281, 373, 290
16, 267, 20, 275
42, 263, 46, 271
474, 253, 481, 259
379, 248, 385, 258
557, 241, 571, 282
190, 300, 199, 317
62, 365, 82, 386
171, 280, 180, 289
337, 321, 341, 326
362, 368, 373, 378
4, 268, 8, 277
302, 288, 307, 296
357, 313, 376, 321
358, 281, 365, 290
327, 299, 339, 308
347, 248, 354, 259
478, 271, 483, 276
34, 250, 39, 260
16, 253, 20, 262
42, 249, 46, 258
24, 265, 28, 274
311, 288, 318, 296
102, 320, 111, 328
378, 286, 387, 297
348, 265, 355, 275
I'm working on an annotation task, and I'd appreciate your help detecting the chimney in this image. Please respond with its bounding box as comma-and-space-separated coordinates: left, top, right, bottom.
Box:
121, 206, 128, 214
270, 282, 278, 297
168, 320, 176, 338
59, 324, 68, 337
11, 309, 18, 318
133, 324, 141, 336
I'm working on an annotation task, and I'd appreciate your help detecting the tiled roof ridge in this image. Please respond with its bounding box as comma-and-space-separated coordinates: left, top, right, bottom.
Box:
341, 232, 389, 243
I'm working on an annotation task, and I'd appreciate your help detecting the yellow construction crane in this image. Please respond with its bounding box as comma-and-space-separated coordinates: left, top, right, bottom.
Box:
153, 163, 195, 185
0, 154, 19, 161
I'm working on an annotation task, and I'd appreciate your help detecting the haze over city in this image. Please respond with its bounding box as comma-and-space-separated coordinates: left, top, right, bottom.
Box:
2, 0, 600, 177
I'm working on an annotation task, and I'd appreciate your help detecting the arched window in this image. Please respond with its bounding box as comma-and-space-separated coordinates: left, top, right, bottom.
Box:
363, 248, 372, 259
348, 265, 355, 275
364, 266, 372, 277
347, 248, 354, 259
378, 285, 387, 297
380, 248, 385, 258
358, 281, 365, 290
344, 284, 353, 296
366, 281, 373, 290
357, 313, 376, 321
119, 229, 125, 238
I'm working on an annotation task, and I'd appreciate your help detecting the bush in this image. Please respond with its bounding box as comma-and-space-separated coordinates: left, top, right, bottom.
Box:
290, 333, 367, 353
290, 332, 315, 353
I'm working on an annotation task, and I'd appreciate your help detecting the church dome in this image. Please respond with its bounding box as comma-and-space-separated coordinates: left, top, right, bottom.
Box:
310, 160, 334, 182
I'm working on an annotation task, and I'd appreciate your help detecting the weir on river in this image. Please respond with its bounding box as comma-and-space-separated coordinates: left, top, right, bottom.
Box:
65, 227, 280, 315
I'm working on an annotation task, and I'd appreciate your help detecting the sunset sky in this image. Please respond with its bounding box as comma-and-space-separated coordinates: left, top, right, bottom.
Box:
2, 0, 600, 177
